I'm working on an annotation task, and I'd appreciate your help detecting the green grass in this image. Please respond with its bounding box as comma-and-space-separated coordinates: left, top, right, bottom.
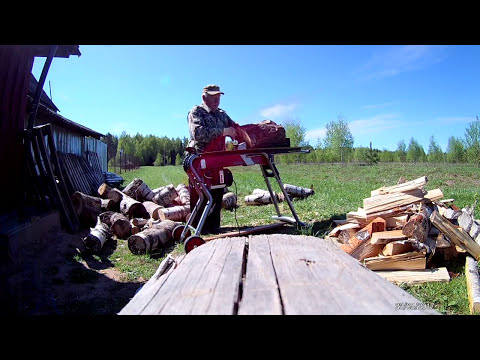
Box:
110, 161, 480, 314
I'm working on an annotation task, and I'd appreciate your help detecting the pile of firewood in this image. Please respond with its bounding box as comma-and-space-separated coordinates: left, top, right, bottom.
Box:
327, 176, 480, 287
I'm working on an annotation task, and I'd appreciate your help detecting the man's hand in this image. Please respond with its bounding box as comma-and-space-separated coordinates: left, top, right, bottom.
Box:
222, 127, 237, 139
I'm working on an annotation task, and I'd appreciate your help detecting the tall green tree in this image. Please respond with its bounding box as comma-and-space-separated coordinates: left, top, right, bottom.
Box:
464, 115, 480, 167
324, 114, 354, 163
396, 140, 407, 162
427, 135, 444, 163
406, 137, 426, 162
446, 136, 465, 163
101, 132, 118, 162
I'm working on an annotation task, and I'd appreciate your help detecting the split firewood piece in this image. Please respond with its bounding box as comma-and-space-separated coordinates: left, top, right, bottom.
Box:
370, 229, 407, 245
382, 240, 416, 256
110, 212, 131, 239
127, 220, 179, 255
328, 222, 361, 237
158, 205, 190, 222
72, 191, 103, 227
122, 178, 155, 202
429, 210, 480, 260
283, 184, 314, 199
152, 184, 178, 207
222, 192, 238, 211
363, 189, 425, 215
385, 214, 409, 229
83, 217, 113, 253
370, 176, 428, 197
338, 228, 359, 244
465, 256, 480, 314
175, 183, 190, 205
458, 209, 474, 233
98, 183, 113, 198
341, 217, 386, 261
424, 189, 444, 202
374, 267, 450, 285
363, 250, 426, 271
120, 194, 149, 219
143, 200, 164, 220
402, 209, 430, 243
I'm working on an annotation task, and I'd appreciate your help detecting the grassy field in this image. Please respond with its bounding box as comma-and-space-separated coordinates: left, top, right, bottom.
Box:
109, 161, 480, 315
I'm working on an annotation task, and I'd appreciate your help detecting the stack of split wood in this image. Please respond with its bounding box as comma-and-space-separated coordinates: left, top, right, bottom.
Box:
244, 184, 314, 206
327, 175, 480, 288
75, 178, 192, 255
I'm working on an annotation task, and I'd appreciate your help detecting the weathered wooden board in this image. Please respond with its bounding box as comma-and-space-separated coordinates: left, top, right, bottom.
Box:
119, 234, 439, 315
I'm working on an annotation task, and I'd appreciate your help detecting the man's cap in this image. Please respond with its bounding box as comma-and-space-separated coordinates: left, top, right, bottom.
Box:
203, 84, 224, 95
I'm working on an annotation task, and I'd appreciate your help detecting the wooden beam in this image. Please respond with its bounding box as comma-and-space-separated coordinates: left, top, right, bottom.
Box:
374, 267, 450, 285
465, 256, 480, 314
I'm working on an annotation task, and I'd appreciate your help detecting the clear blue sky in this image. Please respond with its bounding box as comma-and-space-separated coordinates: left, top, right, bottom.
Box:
32, 45, 479, 152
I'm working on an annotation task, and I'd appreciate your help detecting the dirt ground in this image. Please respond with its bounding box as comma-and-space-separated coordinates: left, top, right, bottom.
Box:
1, 224, 144, 315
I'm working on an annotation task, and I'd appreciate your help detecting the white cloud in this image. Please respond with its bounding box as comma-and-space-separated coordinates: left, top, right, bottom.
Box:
357, 45, 448, 81
349, 113, 403, 135
305, 128, 327, 144
260, 103, 298, 119
362, 101, 394, 109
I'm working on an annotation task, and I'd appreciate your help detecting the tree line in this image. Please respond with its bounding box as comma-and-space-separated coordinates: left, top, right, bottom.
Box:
101, 115, 480, 168
279, 115, 480, 166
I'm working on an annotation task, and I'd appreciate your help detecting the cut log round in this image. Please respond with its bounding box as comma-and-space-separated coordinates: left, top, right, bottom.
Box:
101, 198, 115, 211
122, 178, 155, 202
71, 191, 103, 227
158, 205, 190, 222
110, 212, 131, 239
143, 200, 164, 220
120, 194, 149, 219
127, 220, 179, 255
283, 184, 314, 199
245, 190, 284, 206
152, 184, 178, 207
97, 183, 112, 198
83, 217, 112, 252
98, 211, 115, 227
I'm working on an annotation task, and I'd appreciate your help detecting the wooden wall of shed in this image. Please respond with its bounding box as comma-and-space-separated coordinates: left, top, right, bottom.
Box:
0, 46, 35, 214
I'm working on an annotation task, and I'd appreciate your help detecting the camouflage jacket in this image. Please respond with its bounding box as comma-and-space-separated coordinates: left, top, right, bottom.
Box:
187, 102, 238, 153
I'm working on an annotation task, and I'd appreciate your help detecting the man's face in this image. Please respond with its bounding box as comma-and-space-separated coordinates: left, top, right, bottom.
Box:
204, 93, 221, 112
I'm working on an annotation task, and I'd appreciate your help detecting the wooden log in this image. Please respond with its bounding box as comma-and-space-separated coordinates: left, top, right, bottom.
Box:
283, 184, 314, 199
98, 211, 115, 227
152, 184, 178, 207
382, 240, 416, 256
131, 218, 148, 227
83, 217, 112, 252
127, 220, 178, 255
465, 256, 480, 314
120, 194, 149, 219
110, 212, 131, 239
122, 178, 155, 201
429, 210, 480, 260
175, 183, 190, 205
143, 200, 164, 220
370, 176, 428, 196
402, 210, 430, 243
341, 217, 386, 260
97, 183, 112, 199
374, 267, 450, 285
469, 220, 480, 241
238, 119, 290, 148
222, 192, 238, 211
158, 205, 190, 222
101, 198, 115, 211
458, 210, 474, 233
363, 250, 426, 271
71, 191, 103, 227
245, 190, 284, 206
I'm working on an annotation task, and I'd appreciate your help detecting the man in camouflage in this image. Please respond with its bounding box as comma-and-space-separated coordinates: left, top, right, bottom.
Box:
186, 84, 241, 234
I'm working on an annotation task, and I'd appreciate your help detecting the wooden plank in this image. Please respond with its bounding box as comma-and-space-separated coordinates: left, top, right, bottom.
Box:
465, 256, 480, 314
363, 251, 426, 271
371, 176, 427, 196
374, 267, 450, 285
363, 189, 425, 215
370, 229, 407, 245
237, 235, 283, 315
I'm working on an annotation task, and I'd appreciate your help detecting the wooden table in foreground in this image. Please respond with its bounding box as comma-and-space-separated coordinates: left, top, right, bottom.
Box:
119, 234, 439, 315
